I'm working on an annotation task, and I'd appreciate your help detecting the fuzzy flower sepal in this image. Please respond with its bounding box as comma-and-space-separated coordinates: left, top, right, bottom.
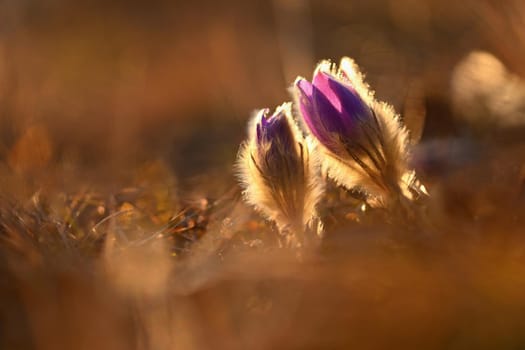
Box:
236, 103, 324, 245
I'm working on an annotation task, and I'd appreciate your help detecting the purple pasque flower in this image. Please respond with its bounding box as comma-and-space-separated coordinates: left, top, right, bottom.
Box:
236, 103, 324, 240
295, 68, 373, 155
294, 58, 419, 205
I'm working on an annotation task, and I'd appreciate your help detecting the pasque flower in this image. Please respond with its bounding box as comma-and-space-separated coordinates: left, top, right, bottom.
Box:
236, 103, 324, 239
294, 57, 423, 206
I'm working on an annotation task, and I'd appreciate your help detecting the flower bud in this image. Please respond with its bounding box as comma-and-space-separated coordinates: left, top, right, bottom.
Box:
294, 57, 424, 206
236, 103, 324, 240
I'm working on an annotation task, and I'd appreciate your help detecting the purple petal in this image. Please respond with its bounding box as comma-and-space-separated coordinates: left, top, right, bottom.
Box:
311, 84, 348, 136
327, 77, 370, 123
297, 77, 348, 151
313, 72, 365, 135
296, 79, 325, 143
255, 109, 268, 144
257, 109, 295, 153
296, 78, 313, 99
260, 113, 297, 164
313, 71, 343, 113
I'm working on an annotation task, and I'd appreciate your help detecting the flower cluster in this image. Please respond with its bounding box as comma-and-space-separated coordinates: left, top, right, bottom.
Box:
236, 57, 426, 241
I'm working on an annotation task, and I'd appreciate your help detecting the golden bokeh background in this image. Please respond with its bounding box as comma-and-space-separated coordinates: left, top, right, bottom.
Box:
0, 0, 520, 180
